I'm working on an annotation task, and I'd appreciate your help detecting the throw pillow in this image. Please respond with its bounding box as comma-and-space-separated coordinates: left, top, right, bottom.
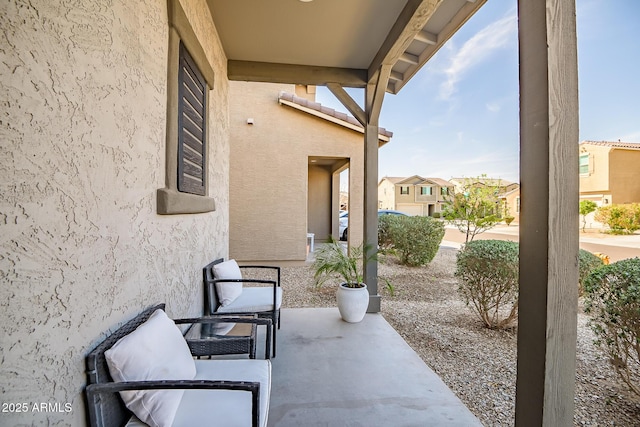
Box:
105, 309, 196, 427
212, 259, 243, 306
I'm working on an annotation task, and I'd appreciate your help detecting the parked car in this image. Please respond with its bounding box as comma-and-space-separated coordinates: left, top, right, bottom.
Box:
339, 209, 408, 241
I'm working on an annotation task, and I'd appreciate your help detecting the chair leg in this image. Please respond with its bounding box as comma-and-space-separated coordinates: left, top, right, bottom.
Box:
272, 321, 277, 358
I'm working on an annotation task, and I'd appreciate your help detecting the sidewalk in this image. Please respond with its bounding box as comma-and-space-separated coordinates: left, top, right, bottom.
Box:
442, 224, 640, 250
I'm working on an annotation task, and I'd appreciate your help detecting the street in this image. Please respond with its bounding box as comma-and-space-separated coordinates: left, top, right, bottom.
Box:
442, 225, 640, 262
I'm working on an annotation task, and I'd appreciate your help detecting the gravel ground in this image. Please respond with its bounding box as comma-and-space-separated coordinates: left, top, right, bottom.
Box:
278, 247, 640, 426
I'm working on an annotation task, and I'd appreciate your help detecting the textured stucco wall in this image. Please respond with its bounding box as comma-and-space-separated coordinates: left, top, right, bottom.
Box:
0, 0, 229, 425
229, 81, 365, 262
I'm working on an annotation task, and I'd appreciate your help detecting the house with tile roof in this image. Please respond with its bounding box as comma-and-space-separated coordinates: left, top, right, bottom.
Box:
579, 140, 640, 206
378, 175, 454, 216
229, 82, 392, 260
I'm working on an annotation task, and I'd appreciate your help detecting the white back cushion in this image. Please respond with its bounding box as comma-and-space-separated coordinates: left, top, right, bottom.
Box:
213, 259, 243, 306
105, 309, 196, 427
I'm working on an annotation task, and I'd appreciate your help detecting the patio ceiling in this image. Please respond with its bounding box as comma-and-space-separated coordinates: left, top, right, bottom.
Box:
207, 0, 487, 94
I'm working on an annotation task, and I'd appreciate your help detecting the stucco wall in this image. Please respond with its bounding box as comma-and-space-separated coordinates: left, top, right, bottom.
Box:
0, 0, 229, 424
579, 145, 610, 193
308, 165, 333, 241
229, 81, 365, 261
609, 149, 640, 204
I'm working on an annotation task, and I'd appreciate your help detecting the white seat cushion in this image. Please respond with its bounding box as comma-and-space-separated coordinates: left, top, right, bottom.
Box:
213, 260, 244, 306
105, 309, 196, 427
125, 360, 271, 427
216, 287, 282, 314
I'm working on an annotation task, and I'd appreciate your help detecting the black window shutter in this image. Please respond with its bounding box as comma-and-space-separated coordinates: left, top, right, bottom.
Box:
178, 42, 207, 196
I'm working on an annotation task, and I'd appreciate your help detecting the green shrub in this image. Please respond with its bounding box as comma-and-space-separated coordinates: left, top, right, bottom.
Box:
377, 214, 398, 253
583, 257, 640, 396
383, 215, 444, 266
455, 240, 519, 329
595, 203, 640, 234
432, 212, 441, 219
504, 216, 515, 226
578, 249, 604, 295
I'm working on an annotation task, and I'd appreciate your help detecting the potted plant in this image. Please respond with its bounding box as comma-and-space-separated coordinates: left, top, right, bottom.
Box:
312, 237, 376, 323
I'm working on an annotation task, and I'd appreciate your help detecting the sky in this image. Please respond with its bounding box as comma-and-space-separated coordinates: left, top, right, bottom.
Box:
315, 0, 640, 185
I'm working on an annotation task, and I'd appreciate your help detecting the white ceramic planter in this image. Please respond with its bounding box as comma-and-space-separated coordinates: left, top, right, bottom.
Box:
337, 283, 369, 323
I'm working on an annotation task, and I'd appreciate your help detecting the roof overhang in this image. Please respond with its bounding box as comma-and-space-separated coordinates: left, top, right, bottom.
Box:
278, 92, 392, 144
207, 0, 487, 94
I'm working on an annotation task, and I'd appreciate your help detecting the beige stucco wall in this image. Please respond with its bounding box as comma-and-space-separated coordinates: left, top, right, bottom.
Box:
579, 145, 611, 194
0, 0, 229, 424
609, 149, 640, 204
378, 179, 396, 210
308, 165, 332, 241
579, 145, 640, 204
229, 81, 366, 261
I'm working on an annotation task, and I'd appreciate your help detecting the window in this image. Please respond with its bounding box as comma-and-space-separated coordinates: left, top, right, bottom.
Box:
440, 187, 449, 196
178, 42, 207, 196
157, 0, 217, 214
400, 186, 409, 195
579, 154, 590, 175
516, 197, 521, 213
421, 187, 432, 196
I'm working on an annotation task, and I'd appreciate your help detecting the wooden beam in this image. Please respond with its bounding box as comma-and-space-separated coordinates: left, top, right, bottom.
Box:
389, 70, 404, 82
414, 30, 437, 45
515, 0, 579, 425
367, 0, 440, 83
326, 83, 366, 126
368, 65, 391, 125
228, 60, 367, 87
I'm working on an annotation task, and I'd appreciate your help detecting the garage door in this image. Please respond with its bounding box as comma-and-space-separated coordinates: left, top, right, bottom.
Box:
396, 204, 423, 216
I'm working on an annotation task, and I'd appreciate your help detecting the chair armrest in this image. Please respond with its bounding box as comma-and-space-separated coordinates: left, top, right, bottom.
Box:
86, 380, 260, 427
209, 278, 277, 287
239, 265, 281, 287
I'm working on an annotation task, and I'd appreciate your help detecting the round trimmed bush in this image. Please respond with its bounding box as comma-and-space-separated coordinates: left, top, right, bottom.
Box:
383, 215, 445, 266
578, 249, 604, 295
584, 257, 640, 396
455, 239, 519, 329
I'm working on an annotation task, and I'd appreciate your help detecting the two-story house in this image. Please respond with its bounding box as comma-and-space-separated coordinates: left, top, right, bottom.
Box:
378, 176, 454, 216
579, 140, 640, 206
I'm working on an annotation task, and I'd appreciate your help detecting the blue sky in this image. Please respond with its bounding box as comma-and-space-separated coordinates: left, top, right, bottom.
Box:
316, 0, 640, 184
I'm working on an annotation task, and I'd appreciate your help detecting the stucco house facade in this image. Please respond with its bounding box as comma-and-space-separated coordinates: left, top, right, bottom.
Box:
579, 140, 640, 206
378, 176, 453, 216
2, 1, 230, 424
229, 82, 391, 261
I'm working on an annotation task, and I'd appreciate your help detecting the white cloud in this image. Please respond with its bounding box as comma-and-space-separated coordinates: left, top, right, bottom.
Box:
440, 13, 517, 100
486, 102, 501, 112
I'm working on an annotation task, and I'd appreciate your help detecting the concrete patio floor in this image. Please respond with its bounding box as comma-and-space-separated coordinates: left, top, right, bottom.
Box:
265, 308, 482, 427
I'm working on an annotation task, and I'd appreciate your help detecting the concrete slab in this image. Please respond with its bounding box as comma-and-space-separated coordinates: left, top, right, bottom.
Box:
267, 308, 482, 426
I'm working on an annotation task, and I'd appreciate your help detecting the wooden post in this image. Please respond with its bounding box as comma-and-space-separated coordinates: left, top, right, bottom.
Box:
515, 0, 579, 425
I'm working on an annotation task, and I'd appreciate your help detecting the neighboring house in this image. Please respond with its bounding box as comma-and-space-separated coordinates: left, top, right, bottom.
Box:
579, 140, 640, 206
229, 82, 392, 261
499, 187, 521, 224
378, 176, 454, 216
449, 177, 519, 195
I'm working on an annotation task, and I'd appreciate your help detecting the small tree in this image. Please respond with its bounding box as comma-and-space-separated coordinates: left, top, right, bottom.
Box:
579, 200, 597, 232
443, 176, 503, 243
455, 240, 519, 329
584, 258, 640, 396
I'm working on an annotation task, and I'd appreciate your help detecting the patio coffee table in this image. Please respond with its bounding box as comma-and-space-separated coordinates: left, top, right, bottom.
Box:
184, 315, 261, 359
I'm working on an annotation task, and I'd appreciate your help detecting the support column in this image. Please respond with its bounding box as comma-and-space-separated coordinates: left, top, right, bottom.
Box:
363, 118, 380, 312
363, 65, 391, 312
515, 0, 579, 425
